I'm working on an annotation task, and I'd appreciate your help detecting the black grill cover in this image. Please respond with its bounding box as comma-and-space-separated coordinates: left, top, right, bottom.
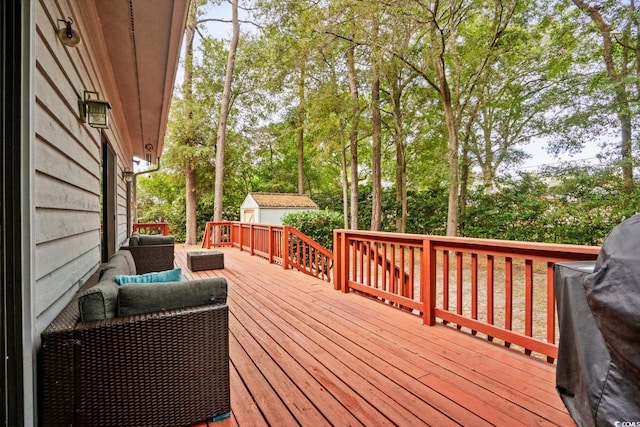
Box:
555, 215, 640, 426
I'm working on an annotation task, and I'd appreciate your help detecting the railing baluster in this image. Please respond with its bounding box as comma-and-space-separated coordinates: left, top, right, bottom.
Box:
505, 257, 513, 348
487, 255, 494, 341
400, 245, 407, 299
443, 250, 449, 314
372, 244, 380, 289
525, 259, 534, 336
409, 247, 415, 301
546, 262, 556, 363
471, 253, 478, 335
382, 244, 388, 292
366, 242, 372, 288
390, 245, 397, 295
456, 251, 463, 330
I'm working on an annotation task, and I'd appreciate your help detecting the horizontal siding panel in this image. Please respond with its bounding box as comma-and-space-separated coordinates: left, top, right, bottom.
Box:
35, 101, 99, 169
35, 136, 99, 194
35, 230, 99, 281
35, 173, 99, 211
34, 57, 92, 146
35, 245, 100, 317
35, 209, 100, 245
35, 18, 84, 126
36, 0, 96, 114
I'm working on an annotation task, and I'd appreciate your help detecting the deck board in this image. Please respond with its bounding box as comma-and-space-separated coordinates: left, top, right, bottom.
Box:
177, 245, 572, 426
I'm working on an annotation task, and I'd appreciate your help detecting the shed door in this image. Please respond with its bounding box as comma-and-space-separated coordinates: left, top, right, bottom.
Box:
243, 209, 255, 223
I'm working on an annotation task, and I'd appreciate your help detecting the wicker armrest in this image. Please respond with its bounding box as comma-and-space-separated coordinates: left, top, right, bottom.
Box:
41, 303, 230, 427
121, 244, 175, 274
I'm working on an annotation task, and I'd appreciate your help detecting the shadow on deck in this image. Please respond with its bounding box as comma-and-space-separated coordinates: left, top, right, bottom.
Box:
176, 245, 571, 426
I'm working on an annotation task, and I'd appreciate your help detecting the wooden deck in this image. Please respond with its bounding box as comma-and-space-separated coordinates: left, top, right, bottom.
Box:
177, 245, 572, 426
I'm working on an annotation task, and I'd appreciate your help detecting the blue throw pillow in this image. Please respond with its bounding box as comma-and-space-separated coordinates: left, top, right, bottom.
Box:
115, 268, 182, 285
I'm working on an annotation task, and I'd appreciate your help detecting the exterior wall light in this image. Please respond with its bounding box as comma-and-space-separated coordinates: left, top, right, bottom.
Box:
80, 91, 111, 129
123, 168, 134, 183
144, 143, 154, 164
57, 17, 81, 47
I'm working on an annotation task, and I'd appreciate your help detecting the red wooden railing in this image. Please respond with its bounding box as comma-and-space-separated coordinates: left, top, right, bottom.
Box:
334, 230, 599, 362
202, 221, 332, 282
133, 222, 170, 235
202, 221, 600, 362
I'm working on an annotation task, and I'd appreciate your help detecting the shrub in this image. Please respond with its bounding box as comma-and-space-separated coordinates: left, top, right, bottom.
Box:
281, 209, 344, 249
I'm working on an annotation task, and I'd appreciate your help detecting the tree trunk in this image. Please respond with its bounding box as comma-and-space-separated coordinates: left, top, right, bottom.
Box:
370, 18, 382, 231
389, 76, 407, 233
341, 139, 350, 229
572, 0, 634, 192
297, 63, 305, 195
458, 146, 470, 236
347, 38, 359, 230
183, 1, 197, 245
213, 0, 239, 221
395, 134, 407, 233
185, 166, 197, 243
444, 102, 460, 237
431, 35, 459, 236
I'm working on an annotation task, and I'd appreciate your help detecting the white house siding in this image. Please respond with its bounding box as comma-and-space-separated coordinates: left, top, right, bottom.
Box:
260, 208, 310, 225
34, 0, 133, 332
240, 196, 259, 222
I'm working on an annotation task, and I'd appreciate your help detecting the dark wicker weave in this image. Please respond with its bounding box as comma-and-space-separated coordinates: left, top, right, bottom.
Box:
122, 243, 175, 274
40, 284, 230, 427
188, 251, 224, 271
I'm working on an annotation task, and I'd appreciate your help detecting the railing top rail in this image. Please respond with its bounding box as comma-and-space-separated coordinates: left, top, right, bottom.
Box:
206, 221, 285, 230
288, 227, 333, 259
335, 229, 600, 258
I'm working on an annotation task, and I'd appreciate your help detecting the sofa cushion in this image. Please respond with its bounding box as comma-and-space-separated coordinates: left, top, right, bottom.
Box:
127, 232, 140, 247
78, 251, 138, 321
78, 278, 119, 322
115, 268, 182, 285
138, 234, 175, 246
118, 277, 227, 317
100, 251, 137, 277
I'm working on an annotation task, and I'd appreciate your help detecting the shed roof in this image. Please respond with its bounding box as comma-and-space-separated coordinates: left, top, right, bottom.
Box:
249, 193, 319, 209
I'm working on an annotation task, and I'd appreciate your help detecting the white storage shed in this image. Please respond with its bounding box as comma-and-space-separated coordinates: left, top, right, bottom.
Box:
240, 193, 319, 225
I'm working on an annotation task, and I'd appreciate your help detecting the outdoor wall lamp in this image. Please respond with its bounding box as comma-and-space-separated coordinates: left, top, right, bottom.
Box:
57, 17, 81, 47
80, 91, 111, 129
123, 168, 134, 183
144, 144, 154, 164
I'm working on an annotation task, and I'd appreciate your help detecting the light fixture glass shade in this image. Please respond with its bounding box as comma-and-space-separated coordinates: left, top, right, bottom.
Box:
86, 99, 111, 128
123, 168, 134, 183
81, 91, 111, 129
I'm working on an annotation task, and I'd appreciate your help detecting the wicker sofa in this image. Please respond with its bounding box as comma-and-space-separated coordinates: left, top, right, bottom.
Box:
121, 232, 175, 274
39, 250, 230, 427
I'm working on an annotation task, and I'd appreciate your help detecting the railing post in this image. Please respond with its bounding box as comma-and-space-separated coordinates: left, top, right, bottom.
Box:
282, 226, 289, 270
332, 230, 340, 291
201, 222, 210, 249
232, 223, 239, 248
268, 226, 274, 264
423, 238, 436, 326
340, 231, 349, 294
238, 224, 244, 251
250, 224, 255, 256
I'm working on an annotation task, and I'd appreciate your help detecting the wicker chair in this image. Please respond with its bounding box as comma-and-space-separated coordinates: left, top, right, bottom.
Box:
122, 232, 175, 274
39, 256, 230, 427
